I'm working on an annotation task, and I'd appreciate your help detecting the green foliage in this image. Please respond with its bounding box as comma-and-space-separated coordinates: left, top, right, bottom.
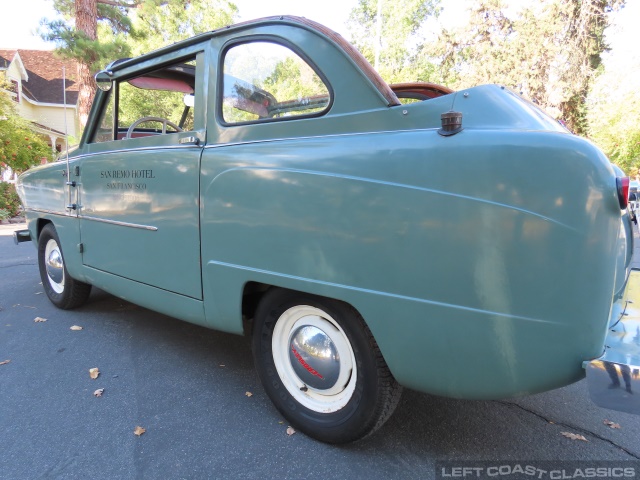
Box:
0, 182, 22, 218
127, 0, 238, 56
587, 62, 640, 176
39, 0, 135, 71
428, 0, 624, 134
0, 88, 54, 174
118, 82, 190, 128
262, 58, 328, 110
347, 0, 441, 83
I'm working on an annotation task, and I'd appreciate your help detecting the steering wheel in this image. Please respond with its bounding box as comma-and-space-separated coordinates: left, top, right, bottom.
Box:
125, 116, 183, 139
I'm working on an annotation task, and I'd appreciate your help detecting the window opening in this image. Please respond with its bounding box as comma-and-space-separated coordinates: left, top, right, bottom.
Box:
222, 42, 330, 124
91, 58, 197, 143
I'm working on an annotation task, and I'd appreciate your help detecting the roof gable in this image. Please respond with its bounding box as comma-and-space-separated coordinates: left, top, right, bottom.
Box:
1, 49, 79, 105
0, 49, 17, 69
0, 49, 28, 81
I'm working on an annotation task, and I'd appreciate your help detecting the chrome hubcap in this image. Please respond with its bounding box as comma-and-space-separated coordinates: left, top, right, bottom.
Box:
45, 239, 65, 294
289, 325, 340, 390
273, 305, 357, 413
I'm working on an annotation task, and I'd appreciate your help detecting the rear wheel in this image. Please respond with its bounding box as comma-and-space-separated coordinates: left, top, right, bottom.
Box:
38, 224, 91, 309
252, 289, 402, 443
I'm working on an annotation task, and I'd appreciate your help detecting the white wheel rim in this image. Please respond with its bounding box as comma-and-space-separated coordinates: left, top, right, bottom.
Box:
272, 305, 357, 413
44, 238, 65, 294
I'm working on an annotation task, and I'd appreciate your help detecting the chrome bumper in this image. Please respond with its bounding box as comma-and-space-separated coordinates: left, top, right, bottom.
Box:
586, 269, 640, 415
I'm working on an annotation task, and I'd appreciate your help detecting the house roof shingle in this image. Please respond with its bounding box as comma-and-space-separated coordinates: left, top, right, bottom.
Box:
0, 49, 78, 105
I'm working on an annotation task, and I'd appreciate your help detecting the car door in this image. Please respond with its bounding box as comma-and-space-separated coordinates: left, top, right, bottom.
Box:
78, 54, 205, 300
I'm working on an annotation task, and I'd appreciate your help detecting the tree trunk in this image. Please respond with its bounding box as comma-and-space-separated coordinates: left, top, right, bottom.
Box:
75, 0, 98, 129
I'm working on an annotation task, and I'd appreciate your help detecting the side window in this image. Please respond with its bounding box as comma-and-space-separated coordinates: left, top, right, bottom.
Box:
222, 42, 330, 124
91, 57, 197, 143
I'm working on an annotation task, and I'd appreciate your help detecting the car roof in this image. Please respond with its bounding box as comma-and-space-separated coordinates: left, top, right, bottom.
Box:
99, 16, 400, 107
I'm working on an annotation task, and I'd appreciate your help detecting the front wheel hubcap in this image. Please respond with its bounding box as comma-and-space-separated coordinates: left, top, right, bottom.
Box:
45, 239, 65, 294
273, 305, 357, 413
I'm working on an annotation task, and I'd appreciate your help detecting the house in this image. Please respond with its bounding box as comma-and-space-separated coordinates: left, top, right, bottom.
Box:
0, 49, 79, 152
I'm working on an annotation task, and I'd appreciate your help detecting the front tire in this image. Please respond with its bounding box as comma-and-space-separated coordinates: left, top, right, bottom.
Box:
252, 289, 402, 443
38, 224, 91, 309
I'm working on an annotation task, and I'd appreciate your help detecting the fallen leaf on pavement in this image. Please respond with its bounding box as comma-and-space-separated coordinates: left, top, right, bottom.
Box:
134, 426, 146, 436
0, 360, 10, 366
286, 426, 296, 436
561, 432, 588, 442
245, 391, 253, 397
34, 317, 47, 322
70, 325, 83, 331
604, 420, 621, 429
93, 388, 104, 397
89, 368, 100, 379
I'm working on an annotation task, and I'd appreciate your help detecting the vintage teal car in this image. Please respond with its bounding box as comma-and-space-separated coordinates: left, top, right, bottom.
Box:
15, 16, 640, 443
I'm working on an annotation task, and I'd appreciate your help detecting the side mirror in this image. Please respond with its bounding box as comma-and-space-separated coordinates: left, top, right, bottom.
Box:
95, 71, 113, 92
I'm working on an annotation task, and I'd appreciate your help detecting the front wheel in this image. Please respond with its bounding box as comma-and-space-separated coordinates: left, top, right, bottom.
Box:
38, 224, 92, 309
252, 289, 402, 443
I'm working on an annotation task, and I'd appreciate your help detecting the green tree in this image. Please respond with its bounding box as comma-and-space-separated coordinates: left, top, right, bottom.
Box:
262, 58, 326, 104
587, 60, 640, 176
428, 0, 623, 134
40, 0, 136, 127
0, 88, 53, 174
347, 0, 441, 83
125, 0, 237, 56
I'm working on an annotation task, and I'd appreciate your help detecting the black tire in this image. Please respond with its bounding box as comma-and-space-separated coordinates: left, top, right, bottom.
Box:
38, 224, 92, 309
252, 289, 402, 444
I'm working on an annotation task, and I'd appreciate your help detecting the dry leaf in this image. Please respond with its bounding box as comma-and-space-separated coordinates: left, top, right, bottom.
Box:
93, 388, 104, 397
0, 360, 10, 366
89, 368, 100, 380
604, 420, 621, 429
286, 426, 296, 436
561, 432, 588, 442
245, 391, 253, 397
134, 426, 146, 436
34, 317, 47, 323
70, 325, 83, 331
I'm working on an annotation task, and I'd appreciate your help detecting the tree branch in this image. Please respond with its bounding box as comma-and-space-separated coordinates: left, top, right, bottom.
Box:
96, 0, 139, 8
